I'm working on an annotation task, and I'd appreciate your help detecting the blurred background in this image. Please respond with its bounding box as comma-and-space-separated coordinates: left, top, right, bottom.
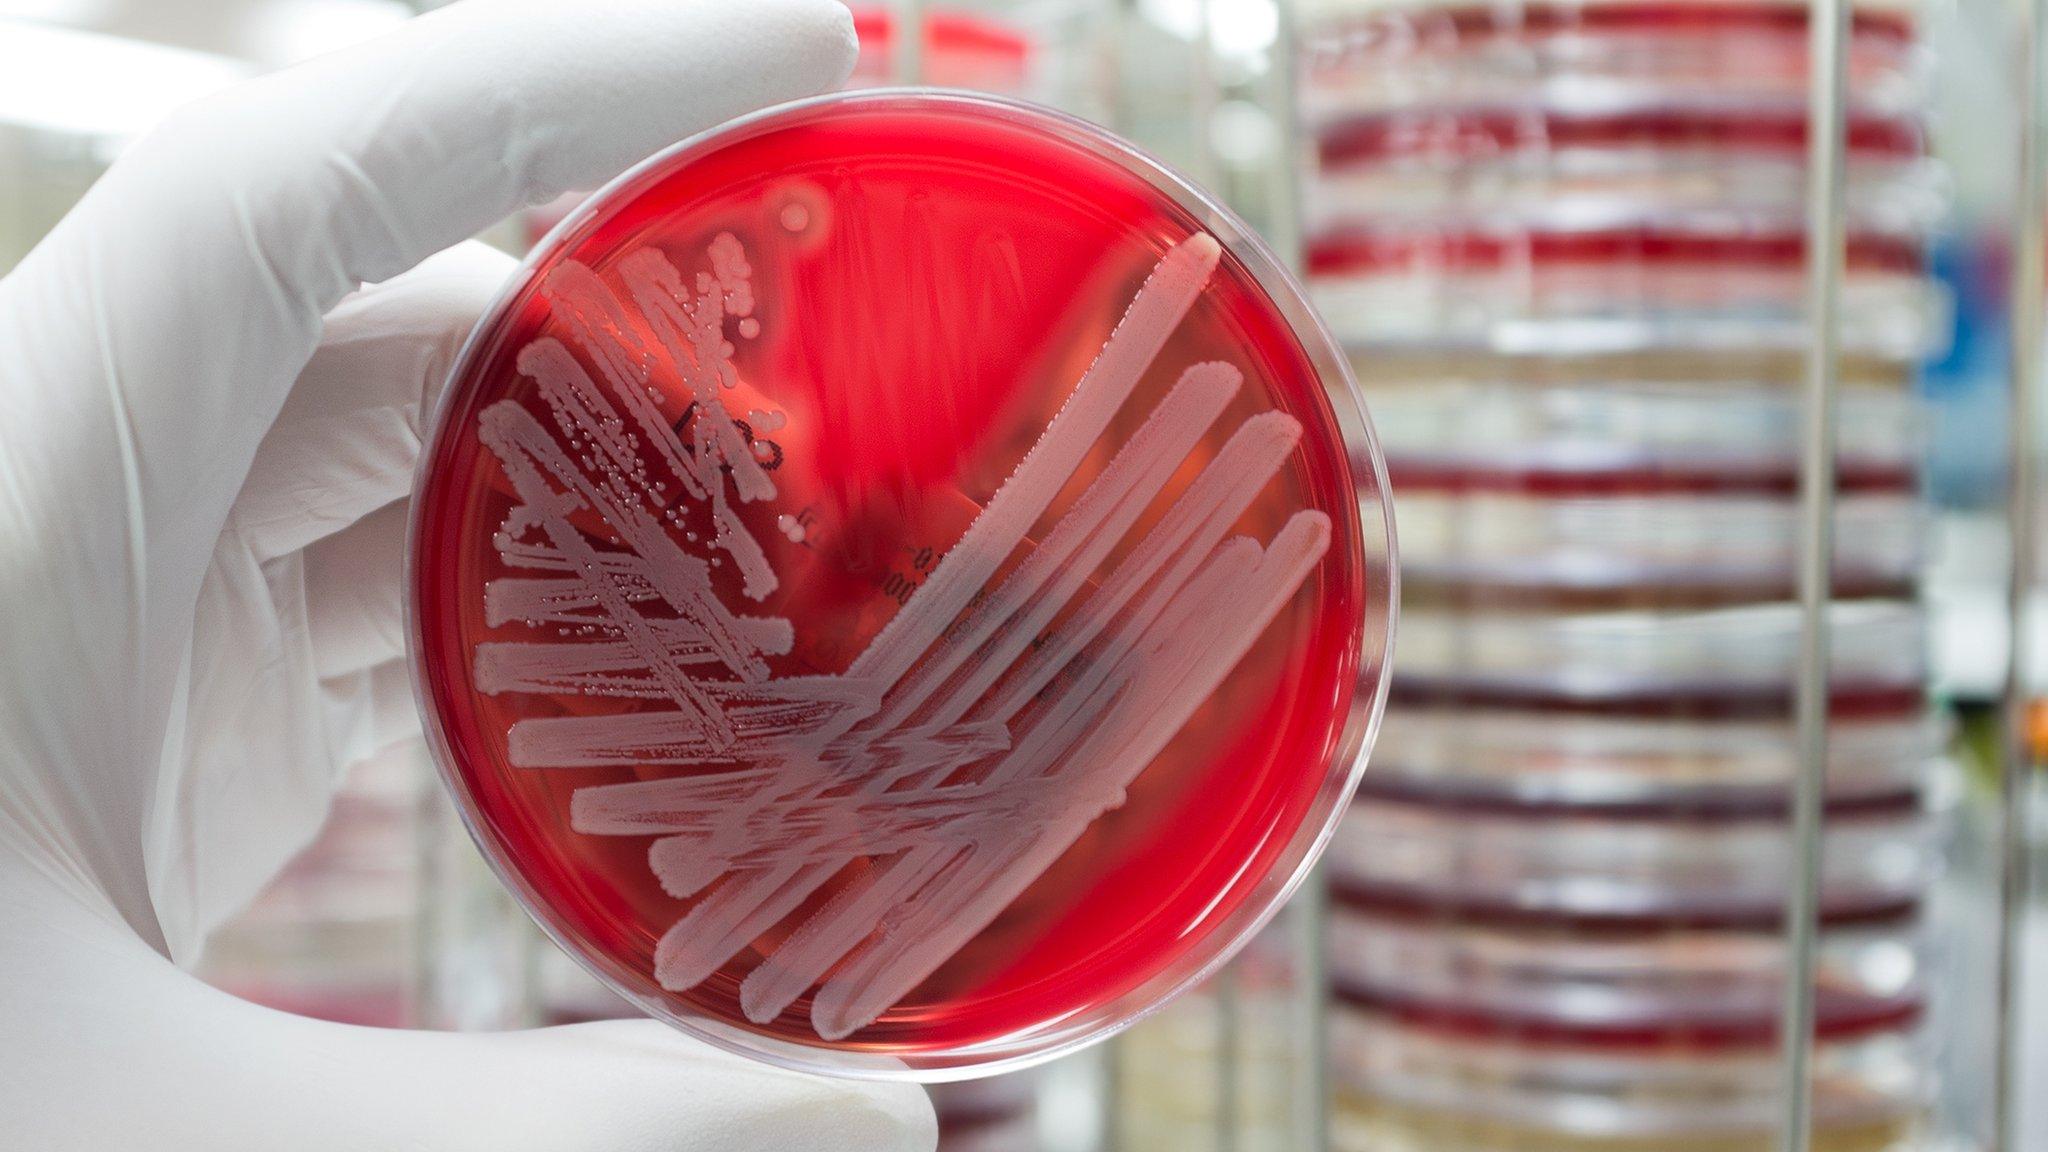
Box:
1, 0, 2042, 1149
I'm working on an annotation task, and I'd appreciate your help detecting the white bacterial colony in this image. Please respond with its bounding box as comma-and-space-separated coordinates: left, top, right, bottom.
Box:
474, 231, 1329, 1039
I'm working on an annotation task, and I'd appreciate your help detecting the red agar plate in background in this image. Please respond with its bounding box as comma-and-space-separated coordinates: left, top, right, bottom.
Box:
408, 90, 1396, 1079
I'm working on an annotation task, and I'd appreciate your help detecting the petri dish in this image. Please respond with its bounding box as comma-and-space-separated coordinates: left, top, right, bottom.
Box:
408, 89, 1394, 1079
1299, 0, 1929, 119
1363, 376, 1922, 476
1304, 225, 1948, 357
1326, 899, 1926, 1033
1326, 792, 1938, 925
1392, 486, 1924, 605
1368, 379, 1927, 606
1390, 599, 1926, 715
1329, 1002, 1929, 1147
1305, 107, 1942, 236
1347, 347, 1921, 394
1366, 703, 1946, 807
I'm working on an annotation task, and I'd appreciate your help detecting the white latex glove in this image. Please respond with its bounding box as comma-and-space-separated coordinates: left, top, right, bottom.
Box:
0, 2, 935, 1148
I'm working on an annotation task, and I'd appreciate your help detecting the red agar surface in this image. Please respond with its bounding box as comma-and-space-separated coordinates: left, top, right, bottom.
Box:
411, 95, 1374, 1065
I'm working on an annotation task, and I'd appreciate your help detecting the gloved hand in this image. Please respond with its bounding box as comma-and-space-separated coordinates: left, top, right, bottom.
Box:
0, 1, 935, 1148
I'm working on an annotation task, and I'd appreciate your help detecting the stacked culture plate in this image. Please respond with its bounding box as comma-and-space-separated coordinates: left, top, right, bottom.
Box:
1298, 0, 1948, 1148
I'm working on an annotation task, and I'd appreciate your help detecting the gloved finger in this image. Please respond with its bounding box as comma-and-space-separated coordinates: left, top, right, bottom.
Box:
168, 542, 433, 955
1, 880, 936, 1152
162, 609, 421, 956
7, 0, 857, 614
313, 660, 426, 778
235, 240, 517, 563
303, 498, 410, 681
357, 659, 425, 753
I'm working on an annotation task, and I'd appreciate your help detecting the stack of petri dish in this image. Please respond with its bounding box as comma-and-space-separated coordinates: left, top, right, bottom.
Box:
1296, 1, 1948, 1148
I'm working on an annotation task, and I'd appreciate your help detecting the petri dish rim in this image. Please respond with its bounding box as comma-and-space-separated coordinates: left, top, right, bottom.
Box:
403, 86, 1399, 1081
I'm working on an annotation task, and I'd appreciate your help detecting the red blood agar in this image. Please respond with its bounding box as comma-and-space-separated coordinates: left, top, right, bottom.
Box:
1314, 109, 1927, 170
409, 91, 1393, 1078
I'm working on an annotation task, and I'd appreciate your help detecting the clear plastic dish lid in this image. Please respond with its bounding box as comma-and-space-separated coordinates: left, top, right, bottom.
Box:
1367, 704, 1946, 808
407, 91, 1394, 1079
1298, 0, 1930, 119
1391, 599, 1925, 713
1373, 379, 1925, 600
1349, 346, 1920, 391
1393, 488, 1924, 603
1327, 793, 1938, 925
1367, 377, 1922, 476
1326, 895, 1925, 1035
1329, 1003, 1930, 1142
1305, 227, 1950, 359
1304, 108, 1946, 238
